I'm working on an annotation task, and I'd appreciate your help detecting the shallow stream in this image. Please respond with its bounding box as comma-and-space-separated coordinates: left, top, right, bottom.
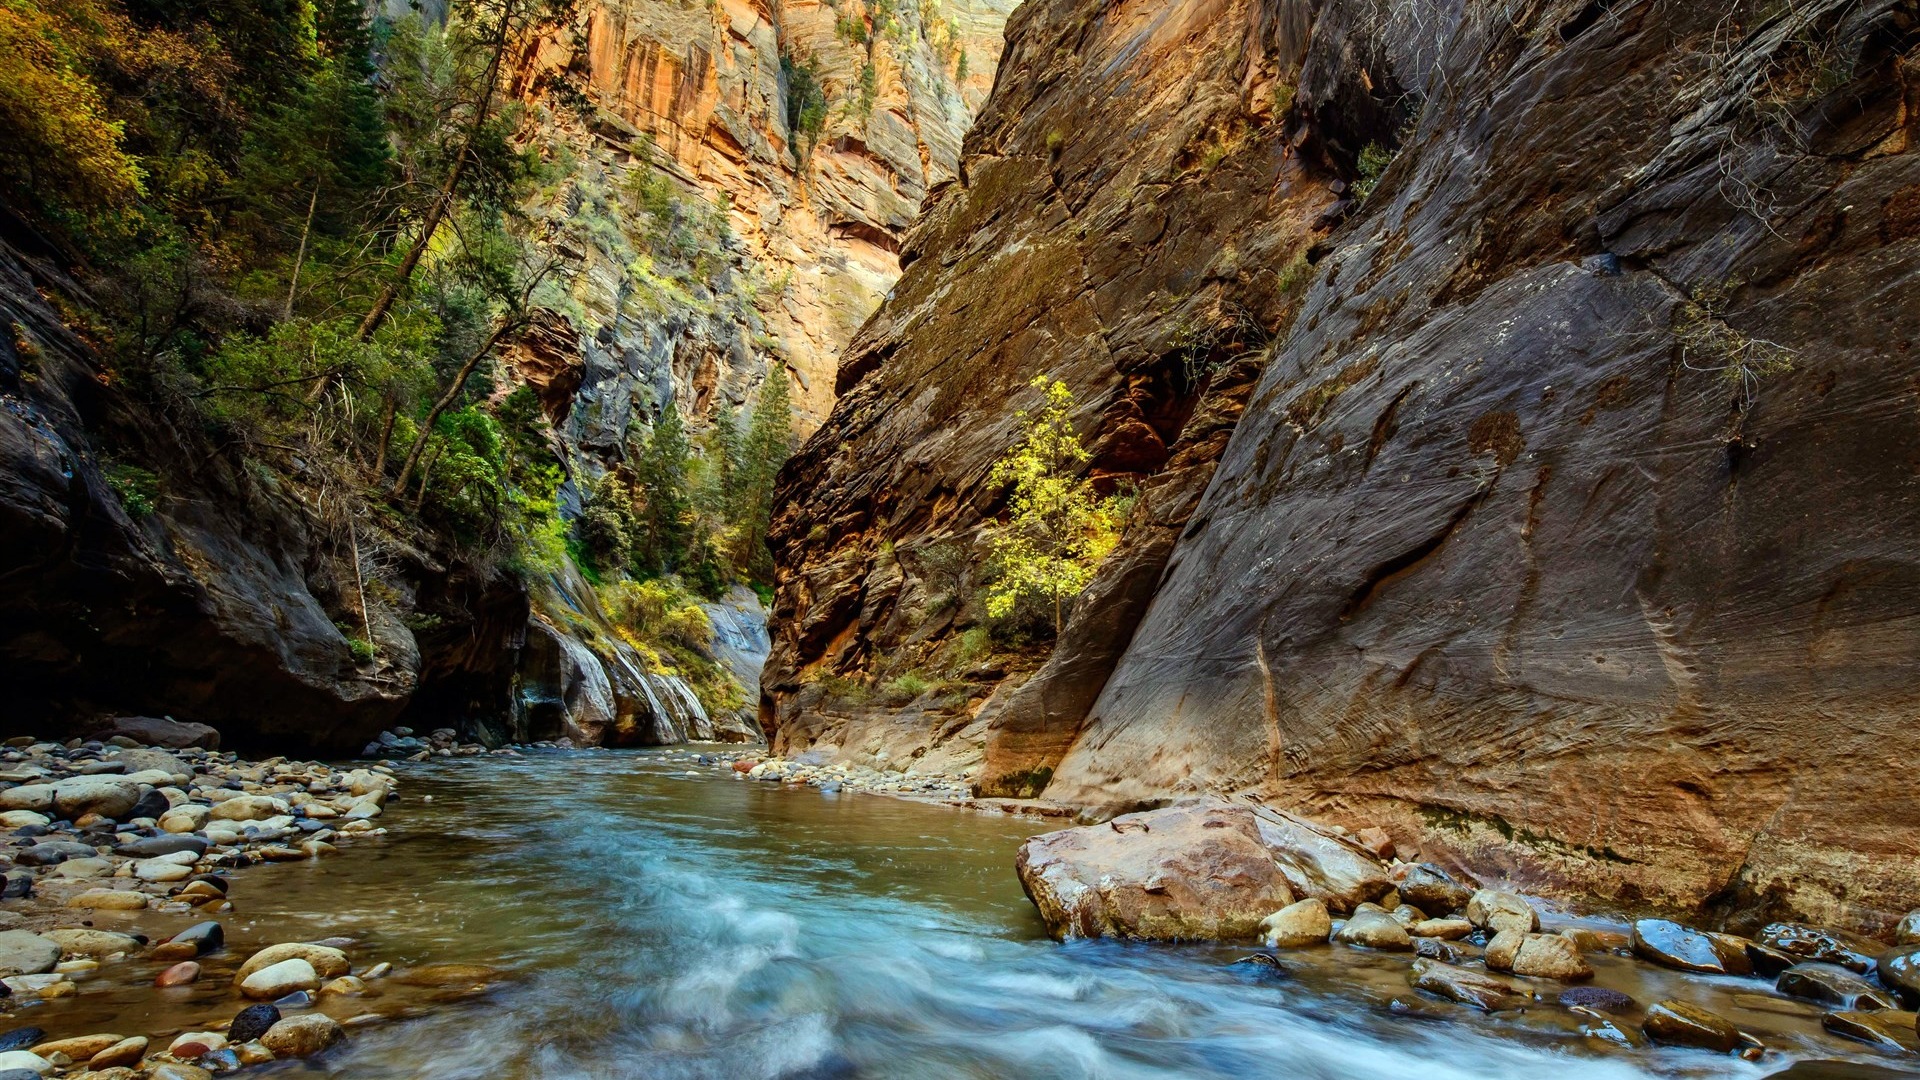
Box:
27, 750, 1913, 1079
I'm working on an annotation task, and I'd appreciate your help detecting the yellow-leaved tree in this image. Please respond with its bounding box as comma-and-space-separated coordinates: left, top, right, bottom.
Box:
984, 376, 1129, 633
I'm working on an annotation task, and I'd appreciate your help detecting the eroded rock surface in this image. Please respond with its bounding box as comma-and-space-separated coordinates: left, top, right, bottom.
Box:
768, 0, 1920, 932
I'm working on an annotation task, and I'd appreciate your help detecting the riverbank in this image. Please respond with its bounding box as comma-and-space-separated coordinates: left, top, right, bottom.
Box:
0, 722, 520, 1077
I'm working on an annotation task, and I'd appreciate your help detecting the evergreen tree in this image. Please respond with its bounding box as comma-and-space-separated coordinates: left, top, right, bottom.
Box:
736, 366, 794, 576
634, 402, 692, 574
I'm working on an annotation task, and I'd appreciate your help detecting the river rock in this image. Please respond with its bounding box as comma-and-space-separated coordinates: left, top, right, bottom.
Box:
1759, 923, 1879, 974
50, 778, 140, 820
226, 1005, 280, 1043
1878, 945, 1920, 1008
1643, 1000, 1746, 1053
1396, 864, 1476, 915
321, 975, 367, 995
1014, 801, 1298, 941
115, 834, 207, 859
65, 889, 147, 911
208, 795, 288, 822
1413, 937, 1467, 962
259, 1015, 342, 1058
1896, 912, 1920, 947
1407, 918, 1473, 940
49, 856, 111, 879
0, 934, 58, 978
1409, 957, 1529, 1011
43, 929, 140, 957
0, 1031, 40, 1054
239, 958, 319, 999
167, 1031, 226, 1058
1466, 890, 1538, 935
157, 805, 210, 834
1333, 904, 1413, 951
35, 1034, 121, 1060
1260, 898, 1331, 947
167, 921, 223, 956
87, 1036, 147, 1068
89, 718, 219, 750
125, 787, 172, 821
0, 786, 55, 813
1486, 931, 1593, 981
0, 1053, 47, 1075
1631, 919, 1751, 975
1821, 1010, 1920, 1053
1246, 806, 1390, 912
150, 1065, 215, 1080
1777, 963, 1898, 1011
1560, 986, 1635, 1012
0, 813, 46, 830
236, 942, 349, 982
17, 841, 95, 866
392, 963, 507, 987
1767, 1061, 1920, 1079
155, 961, 200, 986
134, 853, 197, 881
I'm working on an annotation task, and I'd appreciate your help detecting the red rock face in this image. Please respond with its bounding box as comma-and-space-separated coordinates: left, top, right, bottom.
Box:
772, 0, 1920, 934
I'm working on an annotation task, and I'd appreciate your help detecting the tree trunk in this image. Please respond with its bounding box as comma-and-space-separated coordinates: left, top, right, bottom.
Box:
355, 12, 512, 345
387, 319, 519, 499
372, 389, 399, 478
286, 178, 320, 320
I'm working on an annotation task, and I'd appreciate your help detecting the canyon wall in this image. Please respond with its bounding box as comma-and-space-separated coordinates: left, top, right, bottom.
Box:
0, 0, 1017, 750
767, 0, 1920, 935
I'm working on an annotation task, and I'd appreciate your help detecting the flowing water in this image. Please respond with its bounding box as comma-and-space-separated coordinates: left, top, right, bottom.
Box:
28, 751, 1907, 1079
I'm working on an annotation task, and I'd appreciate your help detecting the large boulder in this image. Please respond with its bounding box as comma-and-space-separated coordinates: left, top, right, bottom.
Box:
1245, 806, 1391, 913
89, 717, 220, 750
1631, 919, 1752, 976
1015, 801, 1296, 941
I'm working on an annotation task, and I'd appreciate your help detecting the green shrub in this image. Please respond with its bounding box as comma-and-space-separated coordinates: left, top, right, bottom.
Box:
1354, 142, 1395, 201
346, 637, 376, 664
102, 463, 160, 516
883, 671, 933, 703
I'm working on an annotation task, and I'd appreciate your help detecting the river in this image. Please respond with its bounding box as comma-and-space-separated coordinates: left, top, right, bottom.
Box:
43, 750, 1897, 1079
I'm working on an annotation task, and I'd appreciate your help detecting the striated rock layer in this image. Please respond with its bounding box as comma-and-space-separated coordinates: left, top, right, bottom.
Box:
769, 0, 1920, 934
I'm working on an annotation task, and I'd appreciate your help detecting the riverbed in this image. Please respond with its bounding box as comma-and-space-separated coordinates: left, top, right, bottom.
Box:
43, 750, 1907, 1079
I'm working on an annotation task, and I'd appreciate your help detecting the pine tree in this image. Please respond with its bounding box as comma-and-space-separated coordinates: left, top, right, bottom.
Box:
737, 367, 794, 577
634, 402, 693, 574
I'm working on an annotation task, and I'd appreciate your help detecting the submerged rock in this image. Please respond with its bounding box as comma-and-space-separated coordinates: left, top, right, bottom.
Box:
1820, 1010, 1920, 1054
1484, 931, 1593, 981
0, 934, 58, 978
1559, 986, 1634, 1013
1776, 963, 1897, 1011
1015, 801, 1297, 941
1630, 919, 1751, 975
1408, 957, 1529, 1012
1642, 1000, 1749, 1054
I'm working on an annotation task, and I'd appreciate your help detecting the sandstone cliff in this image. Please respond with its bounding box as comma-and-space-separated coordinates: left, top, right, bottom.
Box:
768, 0, 1920, 935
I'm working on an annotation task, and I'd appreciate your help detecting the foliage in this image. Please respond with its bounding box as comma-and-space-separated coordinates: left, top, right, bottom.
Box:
1354, 141, 1395, 201
578, 474, 636, 571
633, 402, 693, 575
780, 53, 828, 167
983, 377, 1128, 634
1674, 279, 1795, 404
102, 462, 160, 516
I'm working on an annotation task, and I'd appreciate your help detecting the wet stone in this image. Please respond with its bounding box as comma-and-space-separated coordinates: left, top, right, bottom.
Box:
1631, 919, 1751, 975
226, 1004, 280, 1043
1897, 912, 1920, 948
1559, 986, 1635, 1013
1878, 945, 1920, 1009
1821, 1010, 1920, 1054
1643, 999, 1747, 1054
1397, 863, 1476, 916
1777, 963, 1899, 1011
1760, 923, 1880, 974
0, 1031, 38, 1053
1466, 890, 1538, 936
1409, 957, 1529, 1012
1334, 905, 1413, 951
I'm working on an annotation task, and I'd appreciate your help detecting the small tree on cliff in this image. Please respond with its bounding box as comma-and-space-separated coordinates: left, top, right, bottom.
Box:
984, 377, 1127, 634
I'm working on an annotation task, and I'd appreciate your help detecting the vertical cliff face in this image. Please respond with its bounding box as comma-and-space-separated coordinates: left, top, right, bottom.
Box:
769, 0, 1920, 934
511, 0, 1019, 442
762, 0, 1384, 775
